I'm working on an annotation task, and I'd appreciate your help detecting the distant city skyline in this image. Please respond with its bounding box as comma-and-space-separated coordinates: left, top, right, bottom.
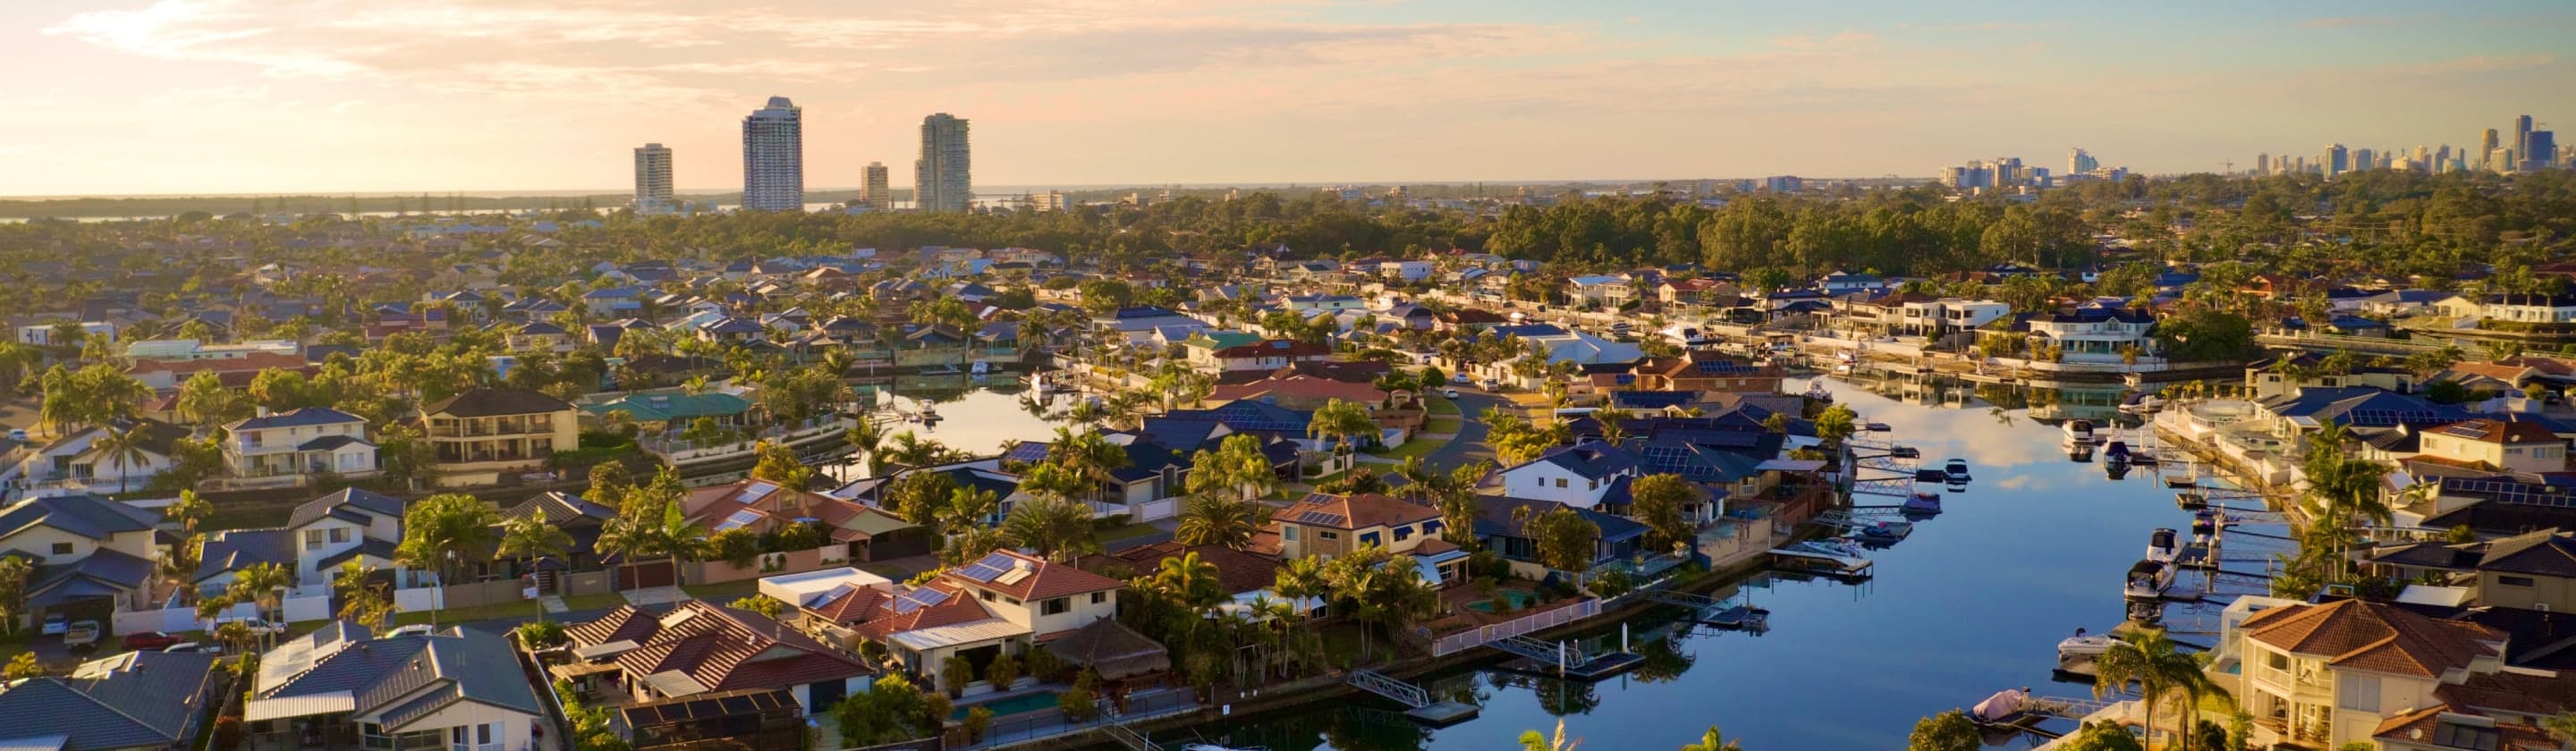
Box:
4, 1, 2573, 196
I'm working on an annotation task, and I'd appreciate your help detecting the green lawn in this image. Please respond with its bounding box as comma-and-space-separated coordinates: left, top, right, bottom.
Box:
681, 578, 763, 603
1427, 395, 1462, 417
1365, 436, 1445, 460
1096, 522, 1163, 544
1424, 416, 1463, 434
561, 593, 628, 612
393, 599, 550, 627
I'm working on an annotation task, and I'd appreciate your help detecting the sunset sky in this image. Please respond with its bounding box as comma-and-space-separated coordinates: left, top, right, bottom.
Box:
3, 0, 2570, 196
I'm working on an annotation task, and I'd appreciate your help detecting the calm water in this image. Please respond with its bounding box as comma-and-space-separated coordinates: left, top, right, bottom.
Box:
1172, 376, 2245, 751
839, 378, 1080, 480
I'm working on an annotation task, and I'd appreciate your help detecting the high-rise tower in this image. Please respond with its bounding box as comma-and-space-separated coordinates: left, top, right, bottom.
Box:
633, 143, 674, 213
862, 162, 892, 210
914, 114, 972, 213
741, 97, 804, 212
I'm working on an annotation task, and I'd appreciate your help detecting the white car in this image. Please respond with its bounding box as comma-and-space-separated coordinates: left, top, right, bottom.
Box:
1443, 388, 1460, 399
217, 618, 286, 637
40, 613, 66, 636
1449, 373, 1471, 384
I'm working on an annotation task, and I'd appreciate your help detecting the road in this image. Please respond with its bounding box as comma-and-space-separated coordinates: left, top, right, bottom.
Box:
1421, 390, 1504, 471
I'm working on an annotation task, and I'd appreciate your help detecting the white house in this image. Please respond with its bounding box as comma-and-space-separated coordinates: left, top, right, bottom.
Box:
2476, 293, 2576, 324
221, 408, 378, 485
1492, 443, 1645, 509
0, 494, 166, 624
13, 421, 187, 496
2023, 307, 2157, 361
1377, 259, 1435, 283
1897, 298, 2012, 338
245, 624, 547, 751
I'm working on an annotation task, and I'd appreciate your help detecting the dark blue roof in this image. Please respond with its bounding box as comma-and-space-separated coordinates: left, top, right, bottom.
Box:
230, 407, 365, 430
196, 528, 295, 581
0, 494, 160, 541
1608, 391, 1700, 409
1487, 324, 1569, 338
0, 652, 223, 751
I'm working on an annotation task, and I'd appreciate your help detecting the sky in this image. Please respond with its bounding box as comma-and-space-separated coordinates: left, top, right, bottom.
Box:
2, 0, 2572, 197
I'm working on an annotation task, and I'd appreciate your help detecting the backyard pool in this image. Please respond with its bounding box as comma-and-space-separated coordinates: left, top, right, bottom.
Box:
1463, 589, 1540, 613
953, 690, 1062, 721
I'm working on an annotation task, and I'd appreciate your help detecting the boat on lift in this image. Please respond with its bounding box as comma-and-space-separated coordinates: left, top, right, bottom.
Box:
2191, 510, 2223, 543
1944, 459, 1972, 483
2117, 392, 2166, 415
1854, 519, 1914, 543
2145, 527, 2179, 563
2124, 559, 2176, 600
2056, 631, 2117, 674
2103, 440, 2131, 462
2063, 419, 2098, 444
1903, 492, 1943, 516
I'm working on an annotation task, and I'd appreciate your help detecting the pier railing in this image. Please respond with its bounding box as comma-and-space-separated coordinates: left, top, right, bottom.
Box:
1430, 598, 1601, 657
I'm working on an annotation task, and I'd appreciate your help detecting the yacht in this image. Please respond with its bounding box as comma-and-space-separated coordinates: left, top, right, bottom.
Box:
2056, 632, 2117, 673
1903, 492, 1943, 516
2063, 419, 2097, 444
2123, 559, 2175, 600
1944, 459, 1972, 483
2145, 527, 2179, 564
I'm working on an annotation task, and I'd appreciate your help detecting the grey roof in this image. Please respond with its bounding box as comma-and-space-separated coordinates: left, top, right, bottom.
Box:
226, 407, 366, 431
258, 625, 542, 730
286, 488, 408, 530
315, 537, 400, 570
503, 492, 615, 526
0, 651, 222, 751
0, 495, 160, 543
196, 527, 296, 582
424, 388, 573, 418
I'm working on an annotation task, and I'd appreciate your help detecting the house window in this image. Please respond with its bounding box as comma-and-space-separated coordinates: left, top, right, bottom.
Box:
2265, 652, 2289, 671
1284, 527, 1298, 542
1043, 598, 1070, 615
1555, 478, 1568, 488
2499, 576, 2536, 586
2337, 674, 2381, 712
1089, 592, 1106, 604
981, 592, 996, 602
362, 724, 392, 751
330, 527, 351, 544
1393, 526, 1413, 542
304, 529, 326, 549
1318, 531, 1339, 541
50, 542, 72, 555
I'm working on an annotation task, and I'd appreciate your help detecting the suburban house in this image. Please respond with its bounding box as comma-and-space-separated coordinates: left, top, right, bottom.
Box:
2021, 306, 2157, 361
0, 650, 225, 751
680, 479, 932, 564
1493, 442, 1645, 510
841, 549, 1127, 694
244, 623, 547, 751
221, 408, 378, 486
420, 388, 579, 486
0, 494, 165, 624
1259, 493, 1453, 563
1204, 340, 1333, 373
2362, 530, 2576, 613
2211, 598, 2572, 750
13, 420, 189, 496
196, 488, 418, 598
2414, 419, 2569, 474
1475, 496, 1652, 580
1616, 352, 1785, 393
563, 600, 876, 715
498, 492, 617, 589
1896, 298, 2012, 340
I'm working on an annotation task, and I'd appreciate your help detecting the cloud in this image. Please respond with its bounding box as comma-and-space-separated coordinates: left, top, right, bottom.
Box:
2301, 16, 2394, 29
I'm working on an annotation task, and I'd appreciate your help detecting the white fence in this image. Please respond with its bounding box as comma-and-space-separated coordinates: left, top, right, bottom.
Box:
109, 592, 327, 636
1430, 597, 1603, 657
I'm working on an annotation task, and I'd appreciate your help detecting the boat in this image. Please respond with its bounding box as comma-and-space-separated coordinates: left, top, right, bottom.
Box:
2190, 511, 2222, 542
2145, 527, 2179, 563
2124, 559, 2175, 600
1774, 540, 1873, 578
1903, 492, 1943, 515
2063, 419, 2097, 444
2103, 440, 2131, 461
1706, 604, 1771, 629
1804, 381, 1835, 403
2117, 392, 2166, 415
1944, 459, 1971, 483
1969, 688, 2033, 727
2056, 633, 2116, 670
2175, 491, 2207, 511
1854, 519, 1913, 542
918, 363, 963, 376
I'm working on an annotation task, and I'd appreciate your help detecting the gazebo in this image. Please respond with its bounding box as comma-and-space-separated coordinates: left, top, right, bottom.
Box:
1044, 617, 1172, 698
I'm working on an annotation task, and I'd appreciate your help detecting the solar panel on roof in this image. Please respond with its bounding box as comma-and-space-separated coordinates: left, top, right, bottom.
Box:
717, 509, 764, 531
955, 552, 1016, 582
1002, 442, 1053, 464
741, 482, 778, 501
893, 587, 950, 613
1295, 511, 1347, 526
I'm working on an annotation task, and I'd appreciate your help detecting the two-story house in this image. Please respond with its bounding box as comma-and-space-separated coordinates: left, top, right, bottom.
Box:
2021, 306, 2157, 362
2220, 598, 2509, 749
221, 408, 378, 485
834, 549, 1124, 694
564, 601, 876, 714
14, 420, 190, 496
1263, 492, 1446, 560
0, 650, 225, 751
0, 494, 165, 625
420, 388, 579, 487
1205, 340, 1334, 373
1493, 442, 1645, 510
1474, 496, 1651, 580
2415, 419, 2569, 474
244, 623, 547, 751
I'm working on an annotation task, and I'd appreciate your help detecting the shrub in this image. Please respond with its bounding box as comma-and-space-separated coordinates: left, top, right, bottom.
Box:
727, 595, 786, 620
985, 653, 1022, 688
963, 706, 994, 742
212, 717, 246, 751
1026, 645, 1063, 682
1058, 671, 1100, 721
940, 654, 974, 696
514, 620, 569, 648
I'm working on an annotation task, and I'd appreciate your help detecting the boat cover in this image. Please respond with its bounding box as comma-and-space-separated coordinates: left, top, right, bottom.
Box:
1971, 688, 2027, 722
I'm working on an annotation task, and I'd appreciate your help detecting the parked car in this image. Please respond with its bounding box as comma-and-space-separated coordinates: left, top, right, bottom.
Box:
1442, 388, 1460, 399
40, 613, 66, 636
1449, 373, 1470, 384
121, 631, 187, 651
64, 620, 102, 651
216, 618, 285, 637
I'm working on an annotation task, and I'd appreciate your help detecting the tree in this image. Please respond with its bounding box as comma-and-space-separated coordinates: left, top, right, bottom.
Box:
334, 561, 394, 630
1308, 398, 1378, 453
1044, 427, 1131, 508
1000, 493, 1098, 561
376, 424, 440, 491
395, 494, 502, 626
0, 555, 30, 635
1679, 725, 1744, 751
587, 461, 633, 507
1148, 551, 1228, 613
2092, 629, 2207, 751
1627, 474, 1701, 553
2155, 308, 2255, 362
90, 423, 157, 493
496, 515, 572, 621
728, 594, 787, 620
3, 652, 43, 679
597, 487, 709, 589
2056, 721, 2145, 751
1183, 434, 1279, 508
1907, 709, 1980, 751
748, 440, 817, 489
225, 561, 292, 646
176, 370, 247, 427
166, 490, 213, 535
1518, 504, 1602, 575
1813, 403, 1858, 446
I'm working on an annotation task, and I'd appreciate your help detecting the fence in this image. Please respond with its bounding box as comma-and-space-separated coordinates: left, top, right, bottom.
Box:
393, 579, 533, 612
1429, 597, 1603, 657
687, 547, 843, 585
109, 591, 327, 637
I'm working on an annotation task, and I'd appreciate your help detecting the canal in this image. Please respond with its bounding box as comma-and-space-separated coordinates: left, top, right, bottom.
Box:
1173, 376, 2253, 751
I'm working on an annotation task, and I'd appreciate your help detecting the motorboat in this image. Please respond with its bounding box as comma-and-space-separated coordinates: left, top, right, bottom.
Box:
2103, 440, 2131, 462
2145, 527, 2179, 563
2124, 559, 2176, 600
1775, 539, 1873, 578
2056, 633, 2117, 670
1903, 492, 1943, 516
2190, 511, 2222, 542
2118, 392, 2166, 415
1970, 688, 2032, 726
2104, 461, 2131, 481
1944, 459, 1972, 483
2063, 419, 2097, 444
1854, 519, 1914, 542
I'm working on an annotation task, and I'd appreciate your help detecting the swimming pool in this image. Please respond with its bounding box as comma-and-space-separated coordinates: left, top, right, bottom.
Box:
1464, 589, 1540, 613
953, 691, 1061, 720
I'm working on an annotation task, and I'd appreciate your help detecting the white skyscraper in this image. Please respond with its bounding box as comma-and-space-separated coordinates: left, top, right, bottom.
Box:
741, 97, 804, 212
915, 113, 971, 213
632, 143, 674, 213
861, 162, 892, 210
2068, 148, 2099, 176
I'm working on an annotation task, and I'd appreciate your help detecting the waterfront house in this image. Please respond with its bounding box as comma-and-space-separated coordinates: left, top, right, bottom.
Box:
420, 387, 579, 487
2021, 305, 2157, 361
0, 494, 163, 627
244, 623, 546, 751
1619, 351, 1785, 393
2244, 354, 2419, 400
0, 650, 224, 751
2413, 419, 2569, 474
1473, 496, 1651, 580
1203, 340, 1333, 373
681, 478, 932, 563
836, 550, 1124, 694
2363, 530, 2576, 613
1258, 493, 1461, 584
564, 600, 875, 715
220, 407, 377, 486
2209, 598, 2571, 749
1493, 442, 1644, 510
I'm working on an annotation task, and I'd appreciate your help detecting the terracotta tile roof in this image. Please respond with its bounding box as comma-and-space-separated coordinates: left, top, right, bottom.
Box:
565, 605, 659, 647
807, 586, 890, 626
2372, 706, 2560, 751
940, 549, 1124, 602
2430, 418, 2561, 445
581, 600, 873, 694
2241, 599, 2501, 678
1206, 376, 1387, 404
1272, 492, 1437, 532
2435, 666, 2576, 717
851, 582, 996, 640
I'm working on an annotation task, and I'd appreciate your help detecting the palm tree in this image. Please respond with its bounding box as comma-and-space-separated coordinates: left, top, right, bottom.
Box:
1678, 726, 1743, 751
844, 414, 886, 478
1149, 552, 1227, 613
225, 561, 292, 649
496, 515, 572, 621
1174, 494, 1267, 548
157, 534, 203, 606
394, 494, 502, 626
165, 490, 213, 536
1308, 398, 1377, 454
1000, 493, 1097, 562
91, 423, 157, 493
1046, 427, 1131, 509
2092, 629, 2205, 751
